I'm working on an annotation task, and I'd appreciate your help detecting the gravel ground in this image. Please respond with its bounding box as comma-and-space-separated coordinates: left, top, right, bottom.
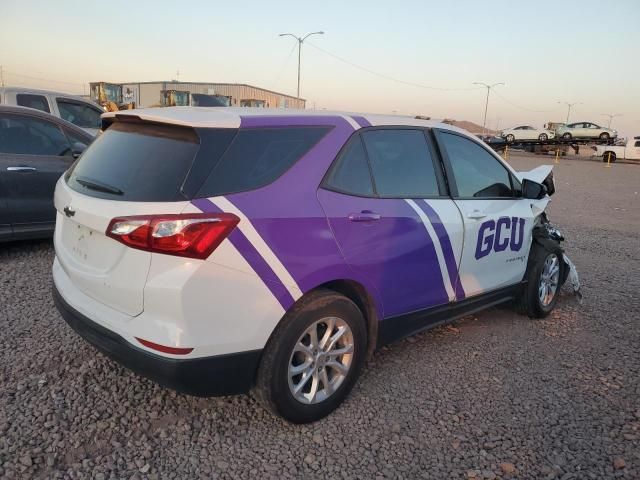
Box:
1, 154, 639, 479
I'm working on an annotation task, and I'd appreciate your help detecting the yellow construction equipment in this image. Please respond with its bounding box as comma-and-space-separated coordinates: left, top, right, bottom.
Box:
90, 82, 135, 111
160, 90, 190, 107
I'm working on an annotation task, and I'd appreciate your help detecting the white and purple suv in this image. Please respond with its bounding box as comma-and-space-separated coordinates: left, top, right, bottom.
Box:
53, 108, 568, 422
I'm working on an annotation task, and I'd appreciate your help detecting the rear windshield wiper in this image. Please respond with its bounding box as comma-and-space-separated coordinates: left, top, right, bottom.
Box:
75, 176, 124, 195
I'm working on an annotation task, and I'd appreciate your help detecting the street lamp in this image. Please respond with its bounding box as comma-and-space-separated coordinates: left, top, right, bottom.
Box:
601, 113, 622, 129
473, 82, 504, 136
278, 31, 324, 99
558, 101, 582, 123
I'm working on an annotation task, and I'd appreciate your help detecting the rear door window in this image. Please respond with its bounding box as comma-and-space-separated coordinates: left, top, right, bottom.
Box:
16, 94, 50, 113
0, 113, 71, 156
56, 98, 102, 128
362, 129, 441, 198
323, 134, 374, 196
196, 127, 330, 197
66, 122, 199, 201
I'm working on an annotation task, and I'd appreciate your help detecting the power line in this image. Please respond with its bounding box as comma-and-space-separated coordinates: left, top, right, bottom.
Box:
306, 41, 482, 92
271, 40, 298, 90
4, 70, 86, 89
492, 89, 558, 113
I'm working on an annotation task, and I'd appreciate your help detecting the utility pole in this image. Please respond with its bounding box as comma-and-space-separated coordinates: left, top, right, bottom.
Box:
473, 82, 504, 136
601, 113, 621, 129
558, 101, 582, 123
279, 31, 324, 98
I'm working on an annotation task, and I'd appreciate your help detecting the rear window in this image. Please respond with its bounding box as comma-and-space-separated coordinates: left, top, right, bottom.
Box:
16, 94, 50, 113
195, 127, 330, 197
66, 122, 199, 201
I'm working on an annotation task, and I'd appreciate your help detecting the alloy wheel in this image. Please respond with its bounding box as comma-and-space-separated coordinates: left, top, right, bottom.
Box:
288, 317, 354, 404
539, 254, 560, 307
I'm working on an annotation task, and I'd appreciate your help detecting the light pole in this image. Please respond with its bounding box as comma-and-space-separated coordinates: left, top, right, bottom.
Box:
558, 101, 582, 123
473, 82, 504, 136
601, 113, 621, 129
278, 31, 324, 99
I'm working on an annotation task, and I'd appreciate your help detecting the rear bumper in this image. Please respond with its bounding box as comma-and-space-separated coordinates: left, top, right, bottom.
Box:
52, 283, 261, 396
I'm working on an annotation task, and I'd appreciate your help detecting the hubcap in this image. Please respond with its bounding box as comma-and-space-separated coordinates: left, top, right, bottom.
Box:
539, 253, 560, 307
288, 317, 354, 404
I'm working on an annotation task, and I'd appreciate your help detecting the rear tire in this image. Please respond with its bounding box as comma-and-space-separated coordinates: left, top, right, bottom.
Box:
602, 151, 616, 163
538, 133, 548, 141
516, 243, 565, 318
252, 290, 367, 423
562, 132, 572, 140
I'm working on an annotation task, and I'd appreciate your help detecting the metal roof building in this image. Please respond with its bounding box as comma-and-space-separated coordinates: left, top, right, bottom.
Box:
113, 81, 305, 109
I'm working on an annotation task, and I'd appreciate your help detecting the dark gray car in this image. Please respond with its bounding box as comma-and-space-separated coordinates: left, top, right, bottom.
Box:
0, 105, 93, 241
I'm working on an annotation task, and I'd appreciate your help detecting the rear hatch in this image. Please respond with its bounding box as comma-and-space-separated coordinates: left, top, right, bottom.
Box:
54, 121, 200, 316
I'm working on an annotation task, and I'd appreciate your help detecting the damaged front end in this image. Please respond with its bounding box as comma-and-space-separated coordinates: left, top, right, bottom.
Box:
533, 213, 581, 299
521, 166, 582, 301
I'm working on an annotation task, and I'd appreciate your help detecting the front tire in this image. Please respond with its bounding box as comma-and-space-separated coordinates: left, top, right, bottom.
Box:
562, 132, 572, 140
599, 132, 610, 140
538, 133, 548, 141
517, 243, 564, 318
505, 134, 515, 143
252, 290, 367, 423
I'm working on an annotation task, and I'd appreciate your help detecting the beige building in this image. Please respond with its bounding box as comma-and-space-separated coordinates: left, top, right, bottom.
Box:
115, 81, 305, 109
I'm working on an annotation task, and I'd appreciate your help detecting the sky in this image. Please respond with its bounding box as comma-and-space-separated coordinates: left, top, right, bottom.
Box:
1, 0, 638, 137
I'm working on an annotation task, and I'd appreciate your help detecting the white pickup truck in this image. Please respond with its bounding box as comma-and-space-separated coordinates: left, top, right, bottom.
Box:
594, 137, 640, 162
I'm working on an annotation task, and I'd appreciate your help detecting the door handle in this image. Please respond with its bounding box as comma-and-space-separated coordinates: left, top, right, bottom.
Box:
7, 166, 37, 172
467, 210, 487, 220
348, 211, 381, 222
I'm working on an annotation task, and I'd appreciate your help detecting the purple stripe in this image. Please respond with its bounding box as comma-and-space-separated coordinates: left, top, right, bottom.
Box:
240, 115, 348, 128
192, 198, 296, 311
416, 200, 466, 300
228, 115, 357, 294
351, 115, 371, 128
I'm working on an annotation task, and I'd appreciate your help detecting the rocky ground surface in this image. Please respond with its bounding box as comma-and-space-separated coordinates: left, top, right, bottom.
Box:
1, 154, 638, 479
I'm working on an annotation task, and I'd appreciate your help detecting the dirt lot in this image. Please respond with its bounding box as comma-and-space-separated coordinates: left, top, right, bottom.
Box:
1, 153, 638, 479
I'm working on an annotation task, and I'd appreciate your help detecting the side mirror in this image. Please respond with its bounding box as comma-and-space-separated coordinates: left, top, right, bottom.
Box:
71, 142, 87, 159
522, 179, 547, 200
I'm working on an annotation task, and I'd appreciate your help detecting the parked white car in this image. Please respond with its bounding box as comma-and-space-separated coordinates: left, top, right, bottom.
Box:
594, 137, 640, 162
555, 122, 617, 141
501, 125, 555, 143
0, 87, 104, 136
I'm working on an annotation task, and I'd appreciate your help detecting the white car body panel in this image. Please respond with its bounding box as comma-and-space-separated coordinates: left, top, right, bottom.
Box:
501, 126, 554, 141
454, 198, 534, 298
53, 252, 286, 358
556, 122, 617, 140
594, 138, 640, 160
53, 181, 294, 358
516, 165, 553, 184
106, 107, 461, 133
53, 178, 188, 316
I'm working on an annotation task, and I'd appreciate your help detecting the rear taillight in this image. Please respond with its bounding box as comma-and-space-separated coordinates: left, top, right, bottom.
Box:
106, 213, 239, 259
